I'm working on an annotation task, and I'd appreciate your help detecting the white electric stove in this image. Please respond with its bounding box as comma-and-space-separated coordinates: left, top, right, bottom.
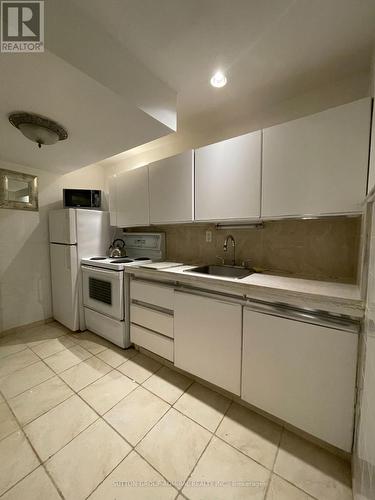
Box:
81, 256, 152, 270
81, 233, 165, 348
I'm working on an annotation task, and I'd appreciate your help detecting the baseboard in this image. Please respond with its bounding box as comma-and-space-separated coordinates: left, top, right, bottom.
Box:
0, 317, 54, 339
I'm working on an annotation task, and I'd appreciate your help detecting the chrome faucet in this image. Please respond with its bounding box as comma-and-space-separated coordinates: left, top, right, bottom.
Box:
223, 234, 236, 265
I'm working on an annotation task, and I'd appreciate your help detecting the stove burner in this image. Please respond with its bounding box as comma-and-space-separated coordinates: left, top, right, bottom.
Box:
109, 258, 134, 263
134, 257, 149, 261
90, 257, 106, 260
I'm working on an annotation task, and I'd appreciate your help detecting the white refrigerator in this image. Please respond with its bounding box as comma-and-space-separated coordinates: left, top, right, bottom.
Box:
49, 209, 110, 331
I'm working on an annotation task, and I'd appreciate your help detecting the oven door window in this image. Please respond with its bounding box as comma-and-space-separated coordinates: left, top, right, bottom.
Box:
82, 267, 124, 321
89, 277, 112, 305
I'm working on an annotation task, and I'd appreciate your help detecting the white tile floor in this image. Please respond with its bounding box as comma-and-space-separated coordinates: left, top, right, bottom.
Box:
0, 322, 353, 499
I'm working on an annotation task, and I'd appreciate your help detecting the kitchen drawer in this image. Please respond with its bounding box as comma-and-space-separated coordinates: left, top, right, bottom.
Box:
130, 279, 174, 310
131, 304, 173, 338
130, 324, 174, 361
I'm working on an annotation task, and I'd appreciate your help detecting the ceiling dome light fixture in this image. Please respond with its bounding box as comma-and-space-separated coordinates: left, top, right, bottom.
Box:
9, 112, 68, 149
210, 71, 227, 88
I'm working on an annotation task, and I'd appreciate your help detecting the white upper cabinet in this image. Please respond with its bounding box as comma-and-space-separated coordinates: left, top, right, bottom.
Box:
149, 151, 194, 224
114, 167, 149, 227
367, 104, 375, 194
262, 98, 372, 217
195, 130, 262, 221
108, 175, 117, 226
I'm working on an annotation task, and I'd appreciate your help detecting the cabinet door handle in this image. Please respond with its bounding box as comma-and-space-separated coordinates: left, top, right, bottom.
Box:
175, 287, 245, 306
131, 300, 173, 316
245, 302, 360, 334
174, 287, 360, 334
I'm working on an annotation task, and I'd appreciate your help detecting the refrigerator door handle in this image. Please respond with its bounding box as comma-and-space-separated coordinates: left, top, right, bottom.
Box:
65, 246, 71, 270
65, 211, 70, 243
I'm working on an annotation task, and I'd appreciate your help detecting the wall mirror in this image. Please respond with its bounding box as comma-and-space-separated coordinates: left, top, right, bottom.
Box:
0, 168, 38, 211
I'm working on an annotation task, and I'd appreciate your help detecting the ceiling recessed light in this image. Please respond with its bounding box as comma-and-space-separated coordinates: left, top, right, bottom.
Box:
210, 71, 227, 88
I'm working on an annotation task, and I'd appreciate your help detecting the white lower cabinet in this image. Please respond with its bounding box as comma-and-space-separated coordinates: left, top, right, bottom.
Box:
130, 278, 175, 361
130, 279, 174, 310
130, 324, 174, 361
174, 290, 242, 395
242, 307, 358, 451
131, 304, 173, 338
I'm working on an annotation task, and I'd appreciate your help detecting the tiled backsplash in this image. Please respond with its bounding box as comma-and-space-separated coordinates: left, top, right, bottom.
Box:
124, 216, 361, 283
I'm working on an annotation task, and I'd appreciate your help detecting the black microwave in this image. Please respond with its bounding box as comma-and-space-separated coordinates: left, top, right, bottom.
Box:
63, 189, 101, 209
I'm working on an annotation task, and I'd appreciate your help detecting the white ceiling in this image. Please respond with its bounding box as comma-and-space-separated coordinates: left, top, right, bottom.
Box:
0, 0, 177, 173
1, 0, 375, 173
74, 0, 375, 131
0, 52, 174, 173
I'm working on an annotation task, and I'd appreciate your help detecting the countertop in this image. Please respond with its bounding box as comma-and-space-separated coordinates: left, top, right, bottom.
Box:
125, 264, 364, 319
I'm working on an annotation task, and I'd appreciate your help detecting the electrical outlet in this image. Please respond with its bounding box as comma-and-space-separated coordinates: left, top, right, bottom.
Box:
205, 230, 212, 243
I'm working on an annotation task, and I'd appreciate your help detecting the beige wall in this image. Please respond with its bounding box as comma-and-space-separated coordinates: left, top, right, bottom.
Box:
0, 159, 106, 333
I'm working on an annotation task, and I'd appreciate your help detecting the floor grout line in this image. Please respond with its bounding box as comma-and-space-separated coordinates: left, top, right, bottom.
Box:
262, 426, 285, 500
0, 345, 29, 361
82, 453, 132, 500
0, 371, 57, 406
170, 386, 231, 433
7, 388, 74, 429
34, 340, 277, 492
15, 331, 146, 497
33, 344, 320, 500
28, 332, 80, 351
0, 394, 65, 499
86, 368, 204, 498
42, 346, 93, 366
28, 343, 172, 498
57, 358, 113, 392
270, 471, 321, 500
271, 425, 284, 472
81, 375, 140, 416
78, 365, 192, 498
267, 428, 327, 500
176, 394, 234, 497
0, 351, 45, 380
0, 326, 352, 500
140, 372, 195, 406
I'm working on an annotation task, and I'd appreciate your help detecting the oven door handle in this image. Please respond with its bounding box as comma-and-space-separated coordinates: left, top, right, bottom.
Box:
81, 265, 123, 279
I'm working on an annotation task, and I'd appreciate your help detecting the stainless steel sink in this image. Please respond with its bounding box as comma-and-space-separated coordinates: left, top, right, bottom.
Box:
185, 265, 253, 279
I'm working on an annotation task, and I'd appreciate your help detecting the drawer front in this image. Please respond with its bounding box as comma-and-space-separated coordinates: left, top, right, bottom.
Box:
130, 280, 174, 310
131, 304, 173, 338
130, 324, 174, 361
